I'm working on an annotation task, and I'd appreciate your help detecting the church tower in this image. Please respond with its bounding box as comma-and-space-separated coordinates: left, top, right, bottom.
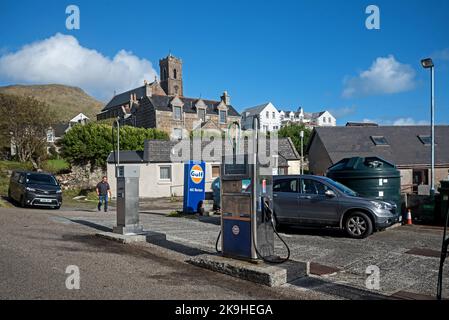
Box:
159, 54, 183, 96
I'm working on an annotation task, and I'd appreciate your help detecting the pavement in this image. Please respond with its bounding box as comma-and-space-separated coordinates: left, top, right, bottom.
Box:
0, 201, 448, 300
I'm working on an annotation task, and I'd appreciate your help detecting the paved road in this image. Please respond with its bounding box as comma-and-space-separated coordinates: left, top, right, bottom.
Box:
1, 206, 447, 299
64, 206, 448, 299
0, 207, 327, 300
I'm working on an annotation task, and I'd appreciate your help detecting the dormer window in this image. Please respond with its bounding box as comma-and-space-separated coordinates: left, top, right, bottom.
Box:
219, 110, 227, 124
198, 108, 206, 122
174, 106, 182, 120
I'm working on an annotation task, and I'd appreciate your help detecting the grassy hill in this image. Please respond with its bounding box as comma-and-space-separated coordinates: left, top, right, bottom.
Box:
0, 84, 104, 123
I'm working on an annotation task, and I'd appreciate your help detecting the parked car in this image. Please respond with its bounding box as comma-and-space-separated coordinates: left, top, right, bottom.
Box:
8, 170, 63, 209
273, 175, 401, 238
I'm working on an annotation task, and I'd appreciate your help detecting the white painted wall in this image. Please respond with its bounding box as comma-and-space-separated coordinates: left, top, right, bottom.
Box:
315, 111, 336, 127
107, 162, 221, 198
242, 103, 281, 132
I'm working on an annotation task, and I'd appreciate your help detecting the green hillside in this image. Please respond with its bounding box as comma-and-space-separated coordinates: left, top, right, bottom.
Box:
0, 84, 104, 123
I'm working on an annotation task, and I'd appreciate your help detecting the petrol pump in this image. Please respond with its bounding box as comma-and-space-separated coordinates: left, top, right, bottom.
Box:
218, 117, 290, 263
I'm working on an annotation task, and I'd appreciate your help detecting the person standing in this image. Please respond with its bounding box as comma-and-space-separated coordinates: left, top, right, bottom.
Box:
96, 176, 111, 212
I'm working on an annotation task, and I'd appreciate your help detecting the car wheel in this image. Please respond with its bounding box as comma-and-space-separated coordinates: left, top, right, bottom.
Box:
20, 196, 27, 208
345, 212, 373, 239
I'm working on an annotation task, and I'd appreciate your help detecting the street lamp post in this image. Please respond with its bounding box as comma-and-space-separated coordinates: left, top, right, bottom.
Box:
300, 130, 304, 175
421, 58, 435, 196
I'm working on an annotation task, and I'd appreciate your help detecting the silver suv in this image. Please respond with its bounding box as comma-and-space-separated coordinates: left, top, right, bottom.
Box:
273, 175, 401, 238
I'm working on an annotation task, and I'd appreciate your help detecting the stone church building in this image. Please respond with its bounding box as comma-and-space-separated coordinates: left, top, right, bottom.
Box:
97, 54, 241, 140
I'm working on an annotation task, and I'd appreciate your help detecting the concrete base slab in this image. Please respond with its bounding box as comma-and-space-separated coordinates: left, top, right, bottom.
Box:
96, 231, 166, 244
188, 254, 309, 287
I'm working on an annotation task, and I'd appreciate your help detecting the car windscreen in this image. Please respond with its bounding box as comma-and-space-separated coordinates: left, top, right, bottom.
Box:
26, 174, 58, 186
323, 178, 358, 197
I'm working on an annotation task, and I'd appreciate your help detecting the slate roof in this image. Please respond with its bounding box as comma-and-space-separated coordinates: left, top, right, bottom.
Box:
107, 151, 145, 164
107, 138, 299, 167
143, 95, 240, 117
307, 126, 449, 167
101, 85, 240, 117
242, 103, 271, 116
53, 123, 70, 137
103, 86, 147, 111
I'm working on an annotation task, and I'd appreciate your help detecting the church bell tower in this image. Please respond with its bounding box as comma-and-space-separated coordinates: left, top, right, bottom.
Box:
159, 54, 183, 96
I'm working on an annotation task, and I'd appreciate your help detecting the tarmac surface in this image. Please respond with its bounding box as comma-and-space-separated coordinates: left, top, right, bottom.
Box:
0, 202, 448, 300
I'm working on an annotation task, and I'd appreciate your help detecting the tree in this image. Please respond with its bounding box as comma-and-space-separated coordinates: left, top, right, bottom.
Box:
0, 93, 54, 168
60, 122, 169, 168
278, 124, 312, 154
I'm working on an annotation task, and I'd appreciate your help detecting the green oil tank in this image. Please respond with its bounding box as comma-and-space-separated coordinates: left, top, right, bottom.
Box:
327, 157, 401, 209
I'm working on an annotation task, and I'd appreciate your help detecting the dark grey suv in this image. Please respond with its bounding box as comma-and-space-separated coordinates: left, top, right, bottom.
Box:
8, 171, 63, 209
273, 175, 401, 238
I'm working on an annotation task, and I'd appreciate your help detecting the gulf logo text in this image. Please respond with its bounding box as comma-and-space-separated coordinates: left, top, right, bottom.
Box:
190, 165, 204, 184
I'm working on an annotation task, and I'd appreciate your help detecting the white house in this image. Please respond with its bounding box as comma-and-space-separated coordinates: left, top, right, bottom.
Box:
241, 102, 281, 132
280, 107, 336, 128
69, 113, 90, 127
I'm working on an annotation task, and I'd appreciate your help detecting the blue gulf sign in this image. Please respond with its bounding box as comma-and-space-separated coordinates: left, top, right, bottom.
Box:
183, 161, 206, 214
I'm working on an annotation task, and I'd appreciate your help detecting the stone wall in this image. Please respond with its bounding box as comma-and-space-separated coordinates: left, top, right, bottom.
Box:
156, 110, 240, 138
57, 164, 105, 190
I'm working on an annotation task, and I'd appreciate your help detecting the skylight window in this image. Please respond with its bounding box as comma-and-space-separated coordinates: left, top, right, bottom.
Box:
371, 136, 389, 146
418, 135, 432, 146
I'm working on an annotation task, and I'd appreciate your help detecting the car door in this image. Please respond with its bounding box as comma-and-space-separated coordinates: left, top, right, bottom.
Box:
299, 178, 340, 226
273, 178, 300, 223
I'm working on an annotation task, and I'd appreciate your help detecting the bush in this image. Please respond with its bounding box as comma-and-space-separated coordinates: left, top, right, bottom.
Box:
278, 124, 312, 154
60, 123, 169, 168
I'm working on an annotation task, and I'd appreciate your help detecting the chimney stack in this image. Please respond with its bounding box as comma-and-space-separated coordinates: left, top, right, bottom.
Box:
221, 91, 231, 105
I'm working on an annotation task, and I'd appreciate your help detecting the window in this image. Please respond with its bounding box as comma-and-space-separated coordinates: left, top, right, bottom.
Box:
301, 179, 331, 196
278, 167, 288, 175
328, 117, 332, 123
219, 110, 227, 124
273, 112, 276, 119
371, 136, 389, 146
198, 108, 206, 122
323, 117, 327, 123
174, 106, 182, 120
212, 165, 220, 178
173, 69, 177, 79
159, 166, 172, 181
266, 111, 269, 119
173, 128, 182, 140
273, 179, 298, 193
26, 173, 58, 186
418, 135, 432, 146
163, 68, 167, 81
47, 130, 54, 143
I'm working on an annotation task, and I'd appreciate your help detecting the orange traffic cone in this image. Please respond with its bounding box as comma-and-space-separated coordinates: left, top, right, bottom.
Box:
406, 209, 413, 225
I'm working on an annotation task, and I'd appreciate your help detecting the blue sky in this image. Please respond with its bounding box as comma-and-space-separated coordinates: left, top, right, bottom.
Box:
0, 0, 448, 125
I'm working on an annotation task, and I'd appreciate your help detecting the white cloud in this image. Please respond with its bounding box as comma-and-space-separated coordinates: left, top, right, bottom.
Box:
0, 33, 158, 100
392, 117, 428, 126
361, 117, 428, 126
342, 55, 416, 98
